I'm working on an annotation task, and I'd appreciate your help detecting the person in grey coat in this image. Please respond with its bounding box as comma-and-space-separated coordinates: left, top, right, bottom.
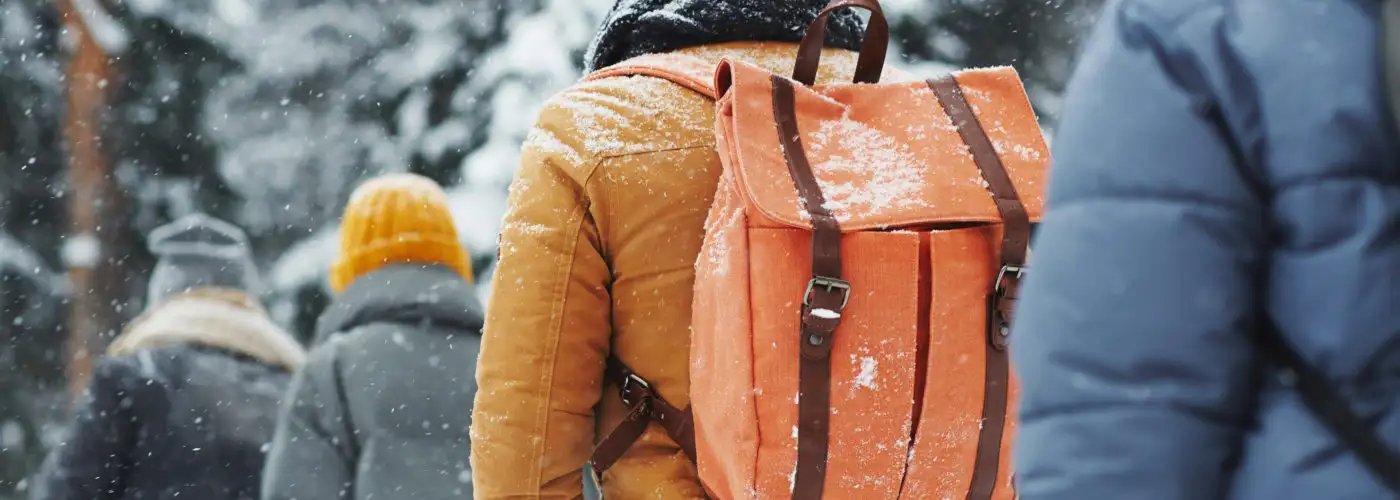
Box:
260, 264, 483, 500
260, 173, 484, 500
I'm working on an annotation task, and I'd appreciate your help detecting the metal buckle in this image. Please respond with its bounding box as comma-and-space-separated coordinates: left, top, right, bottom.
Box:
994, 264, 1025, 297
619, 372, 651, 407
988, 264, 1024, 351
803, 276, 852, 309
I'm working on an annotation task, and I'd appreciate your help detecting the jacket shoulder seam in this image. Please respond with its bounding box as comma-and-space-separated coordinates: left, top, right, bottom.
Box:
597, 143, 714, 161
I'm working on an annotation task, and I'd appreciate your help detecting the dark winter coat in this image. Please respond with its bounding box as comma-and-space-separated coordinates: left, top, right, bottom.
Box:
30, 291, 305, 500
260, 264, 484, 500
1013, 0, 1400, 498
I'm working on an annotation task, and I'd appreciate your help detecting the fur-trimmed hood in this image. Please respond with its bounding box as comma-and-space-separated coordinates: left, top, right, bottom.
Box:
109, 288, 305, 370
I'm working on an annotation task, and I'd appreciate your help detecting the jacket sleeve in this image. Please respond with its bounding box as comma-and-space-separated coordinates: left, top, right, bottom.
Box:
1011, 2, 1266, 499
261, 344, 355, 500
29, 356, 146, 500
470, 94, 614, 498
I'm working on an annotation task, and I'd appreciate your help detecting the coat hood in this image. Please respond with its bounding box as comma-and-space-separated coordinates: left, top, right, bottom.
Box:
583, 0, 865, 72
110, 289, 306, 370
314, 263, 484, 346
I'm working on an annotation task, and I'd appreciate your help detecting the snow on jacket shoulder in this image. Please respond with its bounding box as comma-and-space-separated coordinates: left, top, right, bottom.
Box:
469, 42, 883, 498
1013, 0, 1400, 498
260, 264, 483, 500
31, 290, 301, 500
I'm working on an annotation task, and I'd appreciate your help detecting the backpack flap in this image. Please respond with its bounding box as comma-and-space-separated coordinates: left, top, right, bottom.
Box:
700, 44, 1048, 499
714, 60, 1049, 231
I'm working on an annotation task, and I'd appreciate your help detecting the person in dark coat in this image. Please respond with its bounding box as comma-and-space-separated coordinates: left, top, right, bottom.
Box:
260, 173, 485, 500
1012, 0, 1400, 498
30, 213, 306, 500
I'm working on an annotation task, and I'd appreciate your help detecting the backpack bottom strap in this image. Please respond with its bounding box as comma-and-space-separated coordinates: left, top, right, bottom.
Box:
590, 357, 696, 474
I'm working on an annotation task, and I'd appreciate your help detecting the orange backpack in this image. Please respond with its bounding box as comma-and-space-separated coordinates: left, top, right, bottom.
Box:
584, 1, 1047, 498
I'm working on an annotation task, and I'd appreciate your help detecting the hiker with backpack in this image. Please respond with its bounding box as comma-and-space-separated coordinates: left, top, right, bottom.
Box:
471, 0, 1049, 498
1012, 0, 1400, 498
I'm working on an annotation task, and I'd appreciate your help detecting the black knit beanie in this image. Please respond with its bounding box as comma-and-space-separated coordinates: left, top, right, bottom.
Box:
584, 0, 867, 73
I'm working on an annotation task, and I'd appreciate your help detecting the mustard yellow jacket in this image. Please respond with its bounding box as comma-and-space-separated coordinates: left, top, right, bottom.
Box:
471, 42, 871, 499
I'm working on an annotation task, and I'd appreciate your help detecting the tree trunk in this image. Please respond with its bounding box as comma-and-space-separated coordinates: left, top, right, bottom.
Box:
59, 0, 126, 402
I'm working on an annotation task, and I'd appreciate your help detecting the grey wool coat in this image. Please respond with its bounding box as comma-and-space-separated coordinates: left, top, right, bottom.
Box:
260, 264, 484, 500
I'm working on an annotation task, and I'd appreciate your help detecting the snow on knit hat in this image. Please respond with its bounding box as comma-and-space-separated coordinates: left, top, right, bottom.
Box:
330, 173, 473, 293
146, 213, 261, 306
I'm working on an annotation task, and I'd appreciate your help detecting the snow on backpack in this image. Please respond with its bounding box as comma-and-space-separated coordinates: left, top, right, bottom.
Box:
582, 0, 1048, 498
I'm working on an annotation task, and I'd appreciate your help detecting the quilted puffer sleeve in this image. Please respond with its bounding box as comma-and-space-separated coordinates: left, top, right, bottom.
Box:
469, 91, 614, 499
1011, 2, 1267, 499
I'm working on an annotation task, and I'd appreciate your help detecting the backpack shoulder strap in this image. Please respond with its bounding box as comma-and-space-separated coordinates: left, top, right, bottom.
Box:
582, 53, 719, 100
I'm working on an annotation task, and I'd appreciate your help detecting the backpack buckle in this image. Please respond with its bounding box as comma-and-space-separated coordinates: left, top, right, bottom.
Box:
994, 265, 1025, 297
988, 265, 1025, 351
803, 276, 852, 310
619, 372, 652, 408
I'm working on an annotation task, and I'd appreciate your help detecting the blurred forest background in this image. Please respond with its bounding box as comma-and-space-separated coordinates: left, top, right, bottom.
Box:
0, 0, 1104, 496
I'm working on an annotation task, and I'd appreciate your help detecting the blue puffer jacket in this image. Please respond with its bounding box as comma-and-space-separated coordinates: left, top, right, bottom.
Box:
1013, 0, 1400, 498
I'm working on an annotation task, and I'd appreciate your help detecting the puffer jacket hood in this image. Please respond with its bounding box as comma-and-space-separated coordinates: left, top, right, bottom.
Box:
584, 0, 865, 72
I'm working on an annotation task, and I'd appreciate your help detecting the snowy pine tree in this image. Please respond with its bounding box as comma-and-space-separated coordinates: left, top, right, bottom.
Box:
0, 1, 69, 496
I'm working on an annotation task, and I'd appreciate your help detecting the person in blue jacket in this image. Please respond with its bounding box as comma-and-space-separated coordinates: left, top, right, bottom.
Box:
1013, 0, 1400, 498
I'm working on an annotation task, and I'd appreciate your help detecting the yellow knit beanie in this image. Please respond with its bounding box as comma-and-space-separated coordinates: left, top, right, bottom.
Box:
330, 173, 473, 293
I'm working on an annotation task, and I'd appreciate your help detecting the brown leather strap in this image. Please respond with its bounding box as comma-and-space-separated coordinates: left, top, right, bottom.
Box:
772, 75, 848, 499
966, 328, 1011, 500
928, 76, 1030, 345
590, 397, 652, 473
792, 0, 890, 86
928, 75, 1028, 500
590, 357, 696, 474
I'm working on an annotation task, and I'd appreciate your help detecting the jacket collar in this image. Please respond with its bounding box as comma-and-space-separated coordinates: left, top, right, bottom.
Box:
314, 264, 484, 346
